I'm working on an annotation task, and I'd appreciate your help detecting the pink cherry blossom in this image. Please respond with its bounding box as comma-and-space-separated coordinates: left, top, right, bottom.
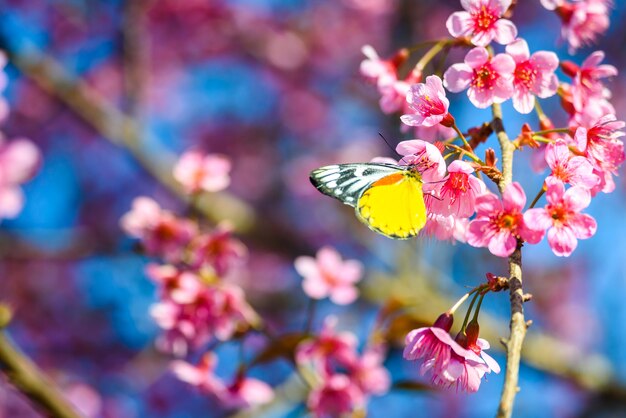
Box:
307, 374, 365, 418
466, 182, 544, 257
173, 150, 232, 194
395, 139, 447, 183
401, 75, 451, 128
120, 197, 197, 262
542, 0, 611, 53
359, 46, 418, 114
524, 180, 597, 256
188, 224, 248, 276
350, 346, 391, 396
429, 160, 486, 218
574, 114, 625, 174
505, 39, 559, 114
446, 0, 517, 47
294, 246, 364, 305
545, 139, 599, 190
145, 264, 204, 304
423, 214, 469, 243
444, 47, 515, 108
564, 51, 617, 115
296, 316, 359, 376
172, 353, 274, 409
430, 352, 490, 393
359, 45, 398, 86
151, 283, 257, 353
0, 137, 40, 219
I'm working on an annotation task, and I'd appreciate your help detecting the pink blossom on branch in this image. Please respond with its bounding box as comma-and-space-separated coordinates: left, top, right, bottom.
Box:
466, 182, 544, 257
444, 46, 515, 109
446, 0, 517, 47
524, 180, 597, 257
541, 0, 611, 53
173, 150, 232, 194
563, 51, 617, 116
172, 352, 274, 409
120, 197, 197, 262
307, 374, 365, 418
429, 160, 486, 218
295, 246, 364, 305
545, 139, 599, 190
401, 75, 452, 128
505, 39, 559, 114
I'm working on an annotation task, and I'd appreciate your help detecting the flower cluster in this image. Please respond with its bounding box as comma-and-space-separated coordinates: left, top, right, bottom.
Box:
296, 317, 390, 417
403, 312, 499, 393
121, 153, 275, 409
357, 0, 621, 258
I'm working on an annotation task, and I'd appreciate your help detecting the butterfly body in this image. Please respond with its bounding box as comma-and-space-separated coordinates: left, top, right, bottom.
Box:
310, 163, 427, 239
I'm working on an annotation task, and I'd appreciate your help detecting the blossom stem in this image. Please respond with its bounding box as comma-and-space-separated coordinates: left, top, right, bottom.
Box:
304, 298, 317, 334
444, 143, 483, 164
451, 123, 473, 151
471, 293, 486, 322
492, 102, 527, 418
414, 40, 449, 74
533, 128, 570, 136
528, 187, 546, 209
460, 291, 480, 333
449, 291, 472, 314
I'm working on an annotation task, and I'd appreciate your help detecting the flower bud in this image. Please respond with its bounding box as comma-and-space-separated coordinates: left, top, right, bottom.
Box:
433, 312, 454, 331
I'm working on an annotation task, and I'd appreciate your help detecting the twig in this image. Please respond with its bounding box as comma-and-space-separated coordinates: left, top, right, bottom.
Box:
0, 330, 82, 418
491, 103, 527, 418
6, 43, 255, 233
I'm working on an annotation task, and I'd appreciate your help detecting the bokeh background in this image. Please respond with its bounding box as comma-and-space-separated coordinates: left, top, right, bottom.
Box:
0, 0, 626, 417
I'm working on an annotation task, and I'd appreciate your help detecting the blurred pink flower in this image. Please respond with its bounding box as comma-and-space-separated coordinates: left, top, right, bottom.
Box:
120, 197, 197, 262
307, 374, 365, 418
172, 352, 274, 409
466, 182, 543, 257
505, 39, 559, 114
0, 137, 40, 219
545, 139, 599, 190
524, 179, 597, 257
64, 383, 102, 418
145, 264, 204, 304
359, 45, 398, 86
574, 114, 625, 176
423, 213, 469, 243
294, 246, 364, 305
564, 51, 617, 115
446, 0, 517, 47
296, 316, 359, 376
350, 346, 391, 396
542, 0, 611, 53
151, 283, 257, 353
401, 75, 451, 128
188, 224, 248, 276
429, 160, 486, 218
173, 150, 232, 194
444, 47, 515, 108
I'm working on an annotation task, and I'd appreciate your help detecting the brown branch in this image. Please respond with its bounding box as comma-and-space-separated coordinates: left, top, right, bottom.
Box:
6, 43, 255, 234
491, 103, 527, 418
0, 324, 82, 418
122, 0, 150, 118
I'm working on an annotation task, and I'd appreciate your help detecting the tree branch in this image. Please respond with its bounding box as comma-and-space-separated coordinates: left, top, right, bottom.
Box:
492, 103, 527, 418
0, 327, 82, 418
5, 43, 255, 233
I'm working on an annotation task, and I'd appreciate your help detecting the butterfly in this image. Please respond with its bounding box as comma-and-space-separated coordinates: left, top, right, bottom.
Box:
310, 163, 427, 239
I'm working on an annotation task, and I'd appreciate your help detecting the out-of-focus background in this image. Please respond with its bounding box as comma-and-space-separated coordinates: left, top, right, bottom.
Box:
1, 0, 626, 417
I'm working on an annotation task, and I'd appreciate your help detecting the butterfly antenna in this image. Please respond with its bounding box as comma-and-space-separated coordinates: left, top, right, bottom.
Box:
378, 133, 402, 157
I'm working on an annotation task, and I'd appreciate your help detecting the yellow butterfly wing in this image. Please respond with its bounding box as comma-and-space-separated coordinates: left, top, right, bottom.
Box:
310, 164, 427, 240
356, 171, 427, 239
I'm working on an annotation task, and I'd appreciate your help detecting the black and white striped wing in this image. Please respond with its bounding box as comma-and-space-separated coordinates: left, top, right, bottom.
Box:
309, 163, 403, 207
